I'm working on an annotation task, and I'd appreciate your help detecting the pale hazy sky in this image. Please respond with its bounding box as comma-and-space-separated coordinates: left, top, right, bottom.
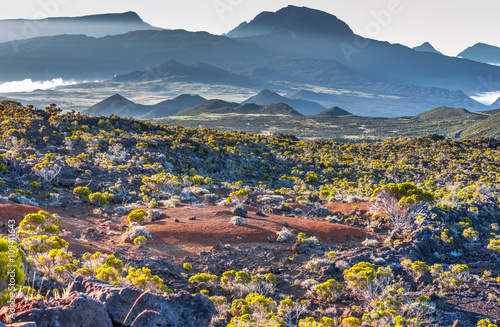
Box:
2, 0, 499, 56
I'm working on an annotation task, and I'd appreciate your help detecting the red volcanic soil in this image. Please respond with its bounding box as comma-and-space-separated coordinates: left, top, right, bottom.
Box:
141, 204, 366, 257
0, 203, 40, 224
1, 202, 367, 258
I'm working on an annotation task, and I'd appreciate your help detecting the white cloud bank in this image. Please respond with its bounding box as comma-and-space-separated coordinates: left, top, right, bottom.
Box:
0, 78, 77, 93
471, 91, 500, 106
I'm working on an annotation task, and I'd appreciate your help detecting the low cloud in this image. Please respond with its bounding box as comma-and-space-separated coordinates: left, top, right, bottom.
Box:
471, 91, 500, 106
0, 78, 77, 93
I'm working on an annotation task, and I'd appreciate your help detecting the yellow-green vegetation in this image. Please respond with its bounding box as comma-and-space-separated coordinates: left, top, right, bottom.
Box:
1, 101, 500, 325
127, 209, 148, 223
0, 237, 26, 306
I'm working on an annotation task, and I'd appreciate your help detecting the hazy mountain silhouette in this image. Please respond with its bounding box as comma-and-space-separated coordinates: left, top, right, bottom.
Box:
458, 43, 500, 65
242, 90, 325, 115
0, 29, 273, 82
226, 5, 500, 93
112, 59, 256, 86
84, 94, 206, 118
0, 12, 159, 43
413, 42, 442, 55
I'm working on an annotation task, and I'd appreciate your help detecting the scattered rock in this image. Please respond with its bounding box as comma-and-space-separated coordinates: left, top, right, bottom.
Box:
229, 216, 245, 226
121, 223, 152, 243
4, 292, 112, 327
174, 218, 180, 223
452, 320, 464, 327
213, 241, 224, 251
147, 209, 162, 221
334, 260, 351, 272
232, 207, 248, 218
256, 211, 266, 217
268, 236, 275, 243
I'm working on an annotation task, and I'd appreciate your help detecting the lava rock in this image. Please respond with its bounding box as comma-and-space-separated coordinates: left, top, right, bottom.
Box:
3, 292, 112, 327
69, 276, 215, 327
232, 207, 248, 218
229, 216, 246, 226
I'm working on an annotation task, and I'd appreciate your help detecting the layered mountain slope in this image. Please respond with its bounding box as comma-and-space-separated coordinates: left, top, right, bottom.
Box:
226, 5, 500, 93
112, 60, 255, 86
0, 12, 159, 43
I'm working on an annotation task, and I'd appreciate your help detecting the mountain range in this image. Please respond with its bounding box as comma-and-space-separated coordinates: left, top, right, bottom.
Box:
0, 6, 499, 118
84, 94, 206, 118
0, 12, 158, 43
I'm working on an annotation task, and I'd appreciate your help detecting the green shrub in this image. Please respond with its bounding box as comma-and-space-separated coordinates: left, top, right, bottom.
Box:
128, 209, 148, 223
0, 237, 26, 306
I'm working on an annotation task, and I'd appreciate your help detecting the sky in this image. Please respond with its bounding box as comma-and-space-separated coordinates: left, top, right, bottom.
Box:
1, 0, 499, 56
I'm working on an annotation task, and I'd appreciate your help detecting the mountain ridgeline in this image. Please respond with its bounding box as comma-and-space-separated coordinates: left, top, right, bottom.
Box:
0, 6, 499, 119
0, 12, 159, 43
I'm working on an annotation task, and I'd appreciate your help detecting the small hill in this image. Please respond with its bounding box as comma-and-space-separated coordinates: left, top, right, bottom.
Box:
413, 42, 443, 55
412, 106, 485, 121
258, 103, 302, 116
84, 94, 147, 117
177, 99, 240, 116
112, 60, 254, 86
176, 100, 302, 116
314, 107, 352, 117
461, 112, 500, 138
242, 90, 325, 115
458, 43, 500, 65
138, 95, 207, 119
0, 12, 159, 43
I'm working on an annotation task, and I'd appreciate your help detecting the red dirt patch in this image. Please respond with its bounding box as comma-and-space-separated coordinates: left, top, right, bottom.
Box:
142, 205, 366, 257
0, 203, 40, 224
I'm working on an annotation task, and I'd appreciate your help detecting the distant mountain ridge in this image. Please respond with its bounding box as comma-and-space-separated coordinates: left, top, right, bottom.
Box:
413, 42, 442, 55
112, 59, 255, 86
0, 12, 159, 43
458, 43, 500, 65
